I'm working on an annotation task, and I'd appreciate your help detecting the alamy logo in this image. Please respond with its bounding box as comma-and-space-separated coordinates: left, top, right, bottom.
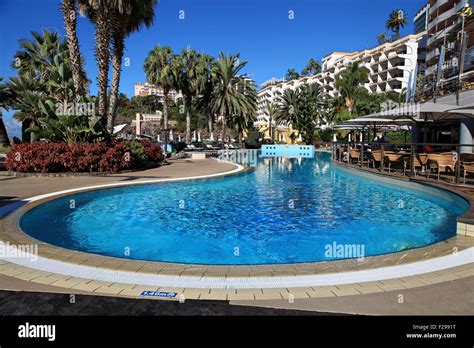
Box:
324, 242, 365, 260
18, 322, 56, 341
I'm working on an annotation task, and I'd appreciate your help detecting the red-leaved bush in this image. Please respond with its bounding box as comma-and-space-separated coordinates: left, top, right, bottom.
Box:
6, 141, 163, 174
138, 140, 164, 162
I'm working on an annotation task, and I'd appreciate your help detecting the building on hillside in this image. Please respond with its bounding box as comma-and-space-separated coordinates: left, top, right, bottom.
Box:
134, 82, 182, 102
255, 33, 426, 143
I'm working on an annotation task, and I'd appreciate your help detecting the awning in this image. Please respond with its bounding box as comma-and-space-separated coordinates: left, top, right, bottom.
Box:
357, 102, 474, 122
113, 124, 128, 134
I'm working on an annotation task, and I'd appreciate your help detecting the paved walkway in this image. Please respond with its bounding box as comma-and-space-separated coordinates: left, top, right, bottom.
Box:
0, 158, 473, 315
0, 158, 236, 205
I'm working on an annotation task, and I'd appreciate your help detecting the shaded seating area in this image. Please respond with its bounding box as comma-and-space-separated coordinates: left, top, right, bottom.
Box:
331, 100, 474, 186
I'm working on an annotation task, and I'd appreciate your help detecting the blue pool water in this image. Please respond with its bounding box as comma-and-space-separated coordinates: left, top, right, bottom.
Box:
20, 152, 469, 265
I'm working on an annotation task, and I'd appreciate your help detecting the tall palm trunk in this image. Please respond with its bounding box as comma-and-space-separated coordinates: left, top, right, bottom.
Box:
238, 124, 243, 148
208, 112, 213, 137
107, 29, 125, 133
0, 111, 10, 147
221, 115, 226, 143
21, 122, 31, 143
269, 115, 273, 141
95, 15, 111, 128
61, 0, 85, 97
185, 97, 192, 144
162, 89, 169, 130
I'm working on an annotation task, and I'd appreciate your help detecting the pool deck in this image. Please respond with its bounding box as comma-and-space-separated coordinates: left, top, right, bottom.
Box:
0, 157, 473, 315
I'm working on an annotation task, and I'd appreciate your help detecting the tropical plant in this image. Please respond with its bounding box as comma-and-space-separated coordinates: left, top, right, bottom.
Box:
285, 68, 300, 81
194, 53, 215, 136
263, 101, 278, 141
27, 94, 106, 144
61, 0, 88, 96
7, 76, 46, 143
376, 32, 388, 44
275, 83, 327, 144
227, 80, 257, 145
0, 77, 12, 146
386, 9, 407, 41
206, 53, 256, 144
12, 30, 68, 80
301, 59, 321, 76
174, 48, 206, 143
334, 62, 369, 116
108, 0, 156, 133
144, 45, 176, 132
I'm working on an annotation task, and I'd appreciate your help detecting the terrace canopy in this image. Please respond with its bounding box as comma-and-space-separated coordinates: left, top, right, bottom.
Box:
362, 102, 474, 122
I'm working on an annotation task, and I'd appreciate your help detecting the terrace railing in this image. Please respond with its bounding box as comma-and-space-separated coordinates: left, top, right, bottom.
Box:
332, 141, 474, 185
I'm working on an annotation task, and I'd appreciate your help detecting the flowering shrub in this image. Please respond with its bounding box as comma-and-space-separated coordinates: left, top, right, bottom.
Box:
6, 141, 163, 173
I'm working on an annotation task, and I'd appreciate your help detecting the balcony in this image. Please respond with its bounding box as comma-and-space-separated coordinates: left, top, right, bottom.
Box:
428, 1, 465, 31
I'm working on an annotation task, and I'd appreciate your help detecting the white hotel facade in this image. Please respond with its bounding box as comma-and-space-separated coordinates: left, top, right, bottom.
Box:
255, 32, 426, 142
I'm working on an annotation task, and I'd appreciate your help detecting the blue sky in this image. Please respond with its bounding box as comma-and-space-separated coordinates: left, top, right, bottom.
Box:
0, 0, 426, 137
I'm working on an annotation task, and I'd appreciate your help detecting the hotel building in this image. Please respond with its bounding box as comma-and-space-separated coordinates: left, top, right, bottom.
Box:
424, 0, 473, 79
256, 33, 426, 141
134, 82, 182, 102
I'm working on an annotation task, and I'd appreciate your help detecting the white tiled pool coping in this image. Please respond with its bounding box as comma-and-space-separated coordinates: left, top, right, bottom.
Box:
1, 158, 473, 290
1, 241, 472, 289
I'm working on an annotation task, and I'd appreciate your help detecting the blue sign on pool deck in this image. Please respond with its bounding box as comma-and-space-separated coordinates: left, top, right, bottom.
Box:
140, 291, 177, 298
261, 145, 314, 158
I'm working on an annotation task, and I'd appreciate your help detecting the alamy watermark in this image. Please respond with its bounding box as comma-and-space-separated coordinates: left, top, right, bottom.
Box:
324, 242, 365, 260
0, 242, 38, 261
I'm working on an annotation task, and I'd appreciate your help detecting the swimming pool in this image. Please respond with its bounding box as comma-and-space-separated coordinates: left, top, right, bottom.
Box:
19, 152, 469, 265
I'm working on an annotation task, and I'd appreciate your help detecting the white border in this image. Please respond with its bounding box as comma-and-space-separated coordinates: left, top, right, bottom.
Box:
1, 158, 473, 289
1, 241, 472, 289
21, 159, 244, 203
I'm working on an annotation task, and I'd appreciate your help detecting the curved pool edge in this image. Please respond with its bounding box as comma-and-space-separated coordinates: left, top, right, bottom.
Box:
0, 155, 473, 299
333, 160, 474, 231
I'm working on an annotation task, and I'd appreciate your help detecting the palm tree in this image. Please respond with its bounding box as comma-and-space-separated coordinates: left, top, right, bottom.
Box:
108, 0, 156, 133
275, 88, 300, 127
386, 9, 407, 41
12, 30, 68, 80
207, 53, 256, 144
275, 84, 326, 144
78, 0, 132, 128
61, 0, 87, 96
264, 101, 278, 142
174, 48, 206, 143
227, 79, 257, 146
285, 68, 300, 81
144, 45, 176, 132
7, 76, 46, 143
0, 78, 12, 146
10, 30, 73, 143
301, 59, 321, 76
195, 54, 215, 137
376, 32, 388, 44
334, 62, 369, 116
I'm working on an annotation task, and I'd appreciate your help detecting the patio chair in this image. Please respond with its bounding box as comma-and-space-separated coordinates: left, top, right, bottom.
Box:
412, 155, 424, 177
349, 149, 360, 164
384, 152, 406, 175
427, 153, 457, 182
463, 162, 474, 184
367, 150, 385, 169
461, 153, 474, 163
